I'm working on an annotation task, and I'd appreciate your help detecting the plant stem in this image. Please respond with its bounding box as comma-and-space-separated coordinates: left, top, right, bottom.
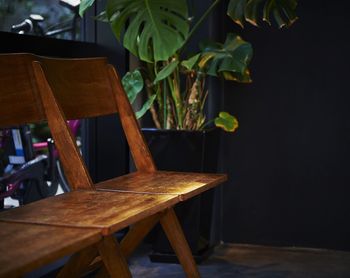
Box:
163, 79, 167, 129
200, 118, 215, 130
180, 0, 222, 54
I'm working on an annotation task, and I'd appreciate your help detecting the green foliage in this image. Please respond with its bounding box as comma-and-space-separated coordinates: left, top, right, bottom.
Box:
122, 69, 144, 104
214, 112, 239, 132
154, 61, 179, 84
105, 0, 189, 62
227, 0, 298, 28
199, 33, 253, 82
121, 69, 156, 119
79, 0, 94, 17
181, 54, 201, 71
80, 0, 298, 132
135, 94, 157, 119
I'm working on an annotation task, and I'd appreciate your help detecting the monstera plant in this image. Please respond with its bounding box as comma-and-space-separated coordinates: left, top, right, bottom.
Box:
80, 0, 298, 132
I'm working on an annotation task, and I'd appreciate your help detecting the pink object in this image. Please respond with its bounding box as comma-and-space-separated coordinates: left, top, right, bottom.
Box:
33, 142, 48, 150
33, 120, 80, 152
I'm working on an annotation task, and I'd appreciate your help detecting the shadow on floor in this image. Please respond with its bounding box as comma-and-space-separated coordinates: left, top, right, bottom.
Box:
129, 243, 350, 278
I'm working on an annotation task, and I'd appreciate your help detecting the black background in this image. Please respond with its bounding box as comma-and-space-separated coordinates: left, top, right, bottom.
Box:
220, 0, 350, 250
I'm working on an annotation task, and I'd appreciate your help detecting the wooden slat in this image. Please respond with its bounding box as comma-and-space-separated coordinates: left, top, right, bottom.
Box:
32, 61, 94, 190
81, 212, 162, 277
38, 56, 118, 120
0, 53, 45, 127
97, 235, 131, 278
160, 208, 200, 278
0, 54, 118, 128
96, 171, 227, 201
120, 212, 162, 258
0, 222, 101, 278
0, 191, 178, 236
108, 65, 157, 173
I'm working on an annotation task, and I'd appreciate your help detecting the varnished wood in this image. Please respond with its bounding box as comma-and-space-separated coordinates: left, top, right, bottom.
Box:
0, 190, 178, 236
37, 56, 118, 120
95, 266, 109, 278
97, 235, 131, 278
84, 211, 161, 278
32, 61, 94, 190
57, 245, 98, 278
97, 171, 227, 201
108, 65, 157, 172
0, 54, 118, 127
0, 53, 45, 127
0, 222, 101, 278
121, 212, 163, 257
160, 208, 201, 278
0, 54, 228, 277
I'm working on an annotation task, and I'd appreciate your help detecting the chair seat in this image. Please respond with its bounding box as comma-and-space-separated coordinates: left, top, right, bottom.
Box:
96, 171, 227, 201
0, 222, 101, 277
0, 190, 178, 236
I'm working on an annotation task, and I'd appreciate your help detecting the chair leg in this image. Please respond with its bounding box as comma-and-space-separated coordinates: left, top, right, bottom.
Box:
160, 208, 201, 278
57, 245, 98, 278
121, 212, 162, 257
97, 235, 131, 278
93, 213, 162, 277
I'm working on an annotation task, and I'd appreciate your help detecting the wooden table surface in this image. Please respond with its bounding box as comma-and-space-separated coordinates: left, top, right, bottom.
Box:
0, 190, 178, 236
96, 171, 228, 201
0, 222, 101, 278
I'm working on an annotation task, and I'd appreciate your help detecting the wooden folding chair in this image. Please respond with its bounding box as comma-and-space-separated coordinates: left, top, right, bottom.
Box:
0, 53, 227, 277
0, 222, 101, 277
39, 54, 227, 275
0, 53, 176, 277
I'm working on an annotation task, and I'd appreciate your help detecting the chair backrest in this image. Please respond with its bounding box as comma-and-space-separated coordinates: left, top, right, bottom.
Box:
36, 55, 157, 175
37, 56, 119, 120
0, 54, 118, 125
0, 53, 94, 190
0, 53, 156, 190
0, 53, 45, 127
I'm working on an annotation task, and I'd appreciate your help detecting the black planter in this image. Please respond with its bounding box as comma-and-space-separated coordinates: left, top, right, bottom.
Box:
142, 128, 221, 263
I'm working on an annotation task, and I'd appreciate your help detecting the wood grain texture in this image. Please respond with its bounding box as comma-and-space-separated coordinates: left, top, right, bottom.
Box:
32, 61, 94, 191
97, 235, 131, 278
120, 212, 162, 258
0, 191, 178, 236
0, 222, 101, 278
0, 53, 45, 127
57, 245, 98, 278
96, 171, 227, 201
0, 54, 227, 278
107, 65, 157, 173
160, 208, 200, 278
83, 213, 162, 277
37, 56, 118, 120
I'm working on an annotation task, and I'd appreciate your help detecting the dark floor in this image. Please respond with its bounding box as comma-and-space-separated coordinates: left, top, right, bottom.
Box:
129, 244, 350, 277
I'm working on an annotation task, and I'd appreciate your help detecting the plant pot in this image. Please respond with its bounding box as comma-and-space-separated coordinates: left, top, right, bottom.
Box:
142, 128, 221, 264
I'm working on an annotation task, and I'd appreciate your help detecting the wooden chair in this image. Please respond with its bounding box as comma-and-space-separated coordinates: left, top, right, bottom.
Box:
0, 53, 179, 277
0, 53, 227, 277
0, 222, 101, 277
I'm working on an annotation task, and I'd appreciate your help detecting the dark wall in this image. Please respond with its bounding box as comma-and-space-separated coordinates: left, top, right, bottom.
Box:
221, 1, 350, 250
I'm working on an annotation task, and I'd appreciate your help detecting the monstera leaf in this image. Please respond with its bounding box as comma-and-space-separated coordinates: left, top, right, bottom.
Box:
214, 112, 239, 132
153, 60, 179, 84
199, 33, 253, 83
227, 0, 298, 28
122, 69, 144, 104
105, 0, 189, 62
122, 69, 156, 119
79, 0, 94, 16
227, 0, 247, 28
